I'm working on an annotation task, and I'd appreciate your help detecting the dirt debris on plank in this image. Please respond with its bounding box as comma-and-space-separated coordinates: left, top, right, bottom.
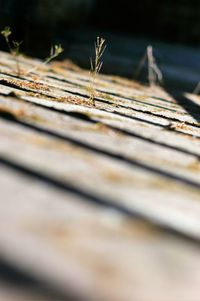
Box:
0, 51, 200, 301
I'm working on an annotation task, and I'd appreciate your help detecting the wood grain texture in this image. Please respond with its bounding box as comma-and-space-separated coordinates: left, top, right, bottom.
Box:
0, 51, 200, 300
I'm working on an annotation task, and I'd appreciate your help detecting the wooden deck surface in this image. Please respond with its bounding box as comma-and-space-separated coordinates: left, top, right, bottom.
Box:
0, 51, 200, 301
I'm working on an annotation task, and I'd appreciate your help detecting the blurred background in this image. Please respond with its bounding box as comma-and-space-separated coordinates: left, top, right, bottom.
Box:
1, 0, 200, 90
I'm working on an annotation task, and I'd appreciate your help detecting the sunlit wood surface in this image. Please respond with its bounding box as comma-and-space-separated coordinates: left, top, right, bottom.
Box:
0, 51, 200, 301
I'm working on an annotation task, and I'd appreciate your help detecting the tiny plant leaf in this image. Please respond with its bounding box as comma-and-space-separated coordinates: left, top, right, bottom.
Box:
1, 26, 11, 41
27, 44, 64, 75
1, 26, 22, 76
46, 44, 64, 64
12, 41, 23, 55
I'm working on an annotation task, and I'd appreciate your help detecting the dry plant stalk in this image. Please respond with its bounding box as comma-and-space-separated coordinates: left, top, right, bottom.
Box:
1, 26, 22, 76
147, 46, 163, 87
193, 82, 200, 94
89, 37, 106, 105
134, 45, 163, 87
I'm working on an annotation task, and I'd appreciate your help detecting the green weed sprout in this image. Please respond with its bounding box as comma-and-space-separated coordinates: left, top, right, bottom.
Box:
1, 26, 12, 51
27, 44, 64, 74
46, 44, 64, 64
89, 37, 106, 106
1, 26, 23, 76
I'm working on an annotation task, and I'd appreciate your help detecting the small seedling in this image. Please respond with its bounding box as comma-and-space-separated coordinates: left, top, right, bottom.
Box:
46, 44, 64, 64
1, 26, 63, 78
1, 26, 12, 51
1, 26, 23, 76
89, 37, 106, 106
27, 44, 64, 74
134, 45, 163, 87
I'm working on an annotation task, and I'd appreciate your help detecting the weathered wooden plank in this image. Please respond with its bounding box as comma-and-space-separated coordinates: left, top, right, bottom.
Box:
0, 70, 199, 127
1, 50, 200, 301
1, 96, 199, 182
1, 167, 200, 301
1, 85, 200, 156
0, 102, 200, 240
